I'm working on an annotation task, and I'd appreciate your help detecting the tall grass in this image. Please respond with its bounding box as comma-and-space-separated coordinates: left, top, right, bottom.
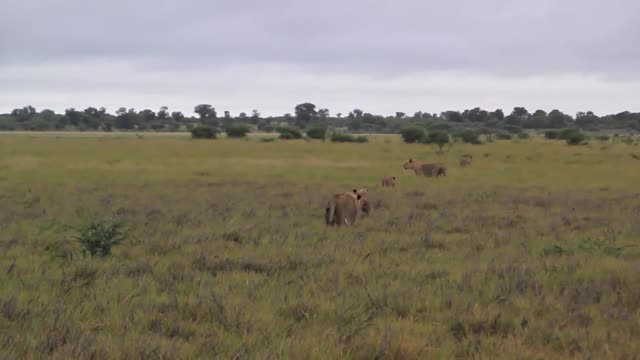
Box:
0, 134, 639, 358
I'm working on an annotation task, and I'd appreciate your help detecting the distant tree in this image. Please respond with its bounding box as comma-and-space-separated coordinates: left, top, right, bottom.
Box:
456, 129, 481, 144
171, 111, 185, 122
194, 104, 216, 120
441, 111, 463, 122
462, 107, 488, 123
511, 107, 529, 117
157, 106, 169, 120
138, 109, 156, 122
318, 108, 330, 120
84, 107, 99, 117
250, 110, 260, 124
400, 127, 425, 143
350, 109, 363, 119
575, 111, 600, 130
548, 109, 572, 128
423, 130, 450, 152
294, 102, 317, 128
12, 106, 37, 122
491, 109, 505, 122
395, 112, 406, 119
64, 108, 82, 126
224, 111, 231, 119
336, 113, 343, 118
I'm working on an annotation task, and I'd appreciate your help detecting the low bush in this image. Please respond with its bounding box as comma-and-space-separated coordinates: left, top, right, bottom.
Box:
276, 126, 302, 140
190, 126, 217, 139
566, 131, 587, 145
225, 125, 250, 138
74, 216, 128, 257
306, 127, 327, 140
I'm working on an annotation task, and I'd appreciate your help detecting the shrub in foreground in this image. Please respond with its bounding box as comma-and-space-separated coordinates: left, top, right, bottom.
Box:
74, 216, 128, 257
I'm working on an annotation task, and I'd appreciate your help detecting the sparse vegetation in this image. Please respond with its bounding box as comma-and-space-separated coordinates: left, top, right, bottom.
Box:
1, 134, 640, 358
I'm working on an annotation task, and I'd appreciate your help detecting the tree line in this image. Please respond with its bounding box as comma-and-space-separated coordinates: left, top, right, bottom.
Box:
1, 103, 639, 134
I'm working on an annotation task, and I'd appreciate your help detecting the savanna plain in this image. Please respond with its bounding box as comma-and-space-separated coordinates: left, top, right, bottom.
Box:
1, 134, 640, 359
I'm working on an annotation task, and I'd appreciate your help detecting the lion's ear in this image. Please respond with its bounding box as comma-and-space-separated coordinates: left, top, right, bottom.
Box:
392, 176, 396, 180
352, 189, 357, 194
357, 194, 362, 200
409, 158, 413, 162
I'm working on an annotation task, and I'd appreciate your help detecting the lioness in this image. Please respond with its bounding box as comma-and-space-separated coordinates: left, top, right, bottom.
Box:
403, 158, 447, 177
356, 188, 371, 215
381, 176, 396, 188
325, 189, 362, 227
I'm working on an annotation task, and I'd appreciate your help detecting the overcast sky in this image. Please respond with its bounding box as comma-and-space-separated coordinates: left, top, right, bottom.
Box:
1, 0, 639, 117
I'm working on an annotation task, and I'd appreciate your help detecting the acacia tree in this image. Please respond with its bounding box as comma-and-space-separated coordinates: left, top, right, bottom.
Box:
294, 103, 317, 128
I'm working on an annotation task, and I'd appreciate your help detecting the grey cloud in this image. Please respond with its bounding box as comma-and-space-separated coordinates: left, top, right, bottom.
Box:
2, 0, 639, 76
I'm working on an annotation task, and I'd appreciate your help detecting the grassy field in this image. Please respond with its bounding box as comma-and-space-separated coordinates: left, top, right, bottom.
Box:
1, 134, 640, 359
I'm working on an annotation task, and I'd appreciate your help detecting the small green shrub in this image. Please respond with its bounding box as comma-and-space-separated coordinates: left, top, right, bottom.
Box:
517, 132, 530, 139
400, 127, 425, 143
276, 126, 302, 140
260, 137, 276, 143
306, 127, 327, 140
74, 216, 128, 257
190, 126, 217, 139
596, 135, 611, 141
495, 132, 512, 140
225, 125, 250, 138
565, 131, 587, 145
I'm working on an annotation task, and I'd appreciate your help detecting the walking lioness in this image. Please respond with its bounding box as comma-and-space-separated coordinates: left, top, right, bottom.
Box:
325, 189, 363, 227
403, 158, 447, 177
